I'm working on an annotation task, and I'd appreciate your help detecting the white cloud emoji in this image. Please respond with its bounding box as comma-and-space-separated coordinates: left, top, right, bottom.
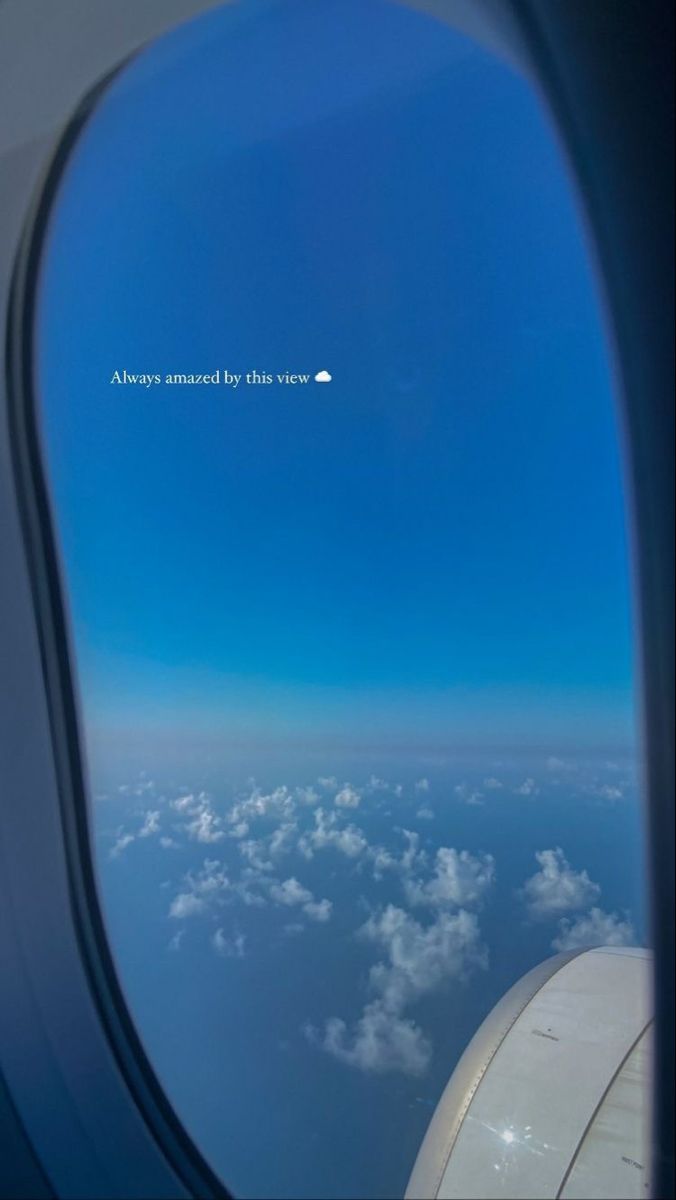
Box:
314, 370, 332, 383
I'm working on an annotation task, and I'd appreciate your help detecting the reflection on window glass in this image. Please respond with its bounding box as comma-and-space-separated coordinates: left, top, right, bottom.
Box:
36, 2, 649, 1198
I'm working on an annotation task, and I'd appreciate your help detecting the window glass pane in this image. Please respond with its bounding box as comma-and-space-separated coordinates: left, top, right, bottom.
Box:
35, 3, 649, 1198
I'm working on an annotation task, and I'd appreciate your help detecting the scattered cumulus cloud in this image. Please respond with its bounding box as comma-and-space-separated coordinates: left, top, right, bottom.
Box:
546, 756, 570, 772
169, 892, 207, 919
171, 793, 197, 813
138, 810, 160, 837
405, 847, 495, 911
307, 829, 493, 1078
187, 807, 224, 843
317, 776, 338, 791
295, 786, 320, 807
367, 775, 390, 792
400, 829, 425, 871
269, 821, 298, 857
108, 767, 638, 1083
362, 904, 488, 1012
110, 830, 135, 858
454, 782, 484, 806
521, 848, 600, 918
170, 791, 225, 843
238, 839, 273, 873
308, 900, 488, 1076
234, 868, 269, 908
227, 784, 295, 831
169, 858, 230, 919
552, 907, 635, 951
212, 928, 246, 958
270, 877, 314, 907
513, 778, 539, 797
303, 898, 333, 923
588, 783, 624, 801
227, 821, 249, 839
298, 808, 368, 860
306, 1001, 431, 1077
335, 784, 361, 809
369, 845, 398, 880
270, 877, 332, 922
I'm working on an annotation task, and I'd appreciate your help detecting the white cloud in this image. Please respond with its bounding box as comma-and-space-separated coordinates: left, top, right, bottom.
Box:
170, 791, 225, 843
367, 775, 390, 792
212, 928, 246, 958
483, 777, 503, 790
227, 784, 295, 830
233, 868, 268, 908
269, 877, 332, 922
171, 793, 197, 812
110, 830, 135, 858
270, 877, 313, 907
454, 782, 484, 806
138, 810, 160, 838
295, 786, 320, 807
187, 808, 224, 843
361, 904, 487, 1012
306, 1001, 431, 1076
369, 845, 398, 880
168, 858, 230, 918
400, 829, 425, 873
368, 828, 425, 880
317, 776, 338, 791
298, 808, 368, 860
303, 898, 333, 923
227, 821, 249, 839
184, 793, 224, 844
514, 778, 539, 796
335, 784, 361, 809
169, 892, 206, 919
589, 783, 624, 801
168, 930, 184, 952
552, 907, 635, 951
308, 902, 487, 1076
416, 807, 435, 821
132, 774, 155, 796
521, 848, 600, 918
192, 859, 230, 895
405, 847, 495, 911
414, 778, 430, 793
546, 756, 569, 772
238, 839, 273, 873
269, 821, 298, 858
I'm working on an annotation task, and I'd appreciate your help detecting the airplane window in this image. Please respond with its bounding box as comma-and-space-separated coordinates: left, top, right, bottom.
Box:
34, 2, 650, 1197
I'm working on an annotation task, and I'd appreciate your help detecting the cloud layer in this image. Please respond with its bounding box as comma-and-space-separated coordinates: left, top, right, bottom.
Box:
104, 764, 639, 1077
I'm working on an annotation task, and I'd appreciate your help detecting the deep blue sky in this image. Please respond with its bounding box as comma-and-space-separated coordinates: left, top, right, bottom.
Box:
36, 0, 636, 753
34, 4, 647, 1198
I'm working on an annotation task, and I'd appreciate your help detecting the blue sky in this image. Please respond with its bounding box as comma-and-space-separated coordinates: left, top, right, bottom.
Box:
34, 2, 645, 1197
36, 0, 635, 752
